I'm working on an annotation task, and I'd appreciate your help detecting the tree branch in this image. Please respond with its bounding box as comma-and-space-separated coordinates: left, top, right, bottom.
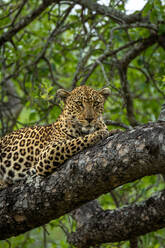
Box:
0, 80, 23, 135
68, 189, 165, 247
105, 120, 131, 130
72, 0, 145, 24
80, 38, 142, 84
117, 64, 138, 126
0, 0, 60, 46
158, 103, 165, 121
119, 34, 158, 68
0, 122, 165, 240
116, 34, 158, 126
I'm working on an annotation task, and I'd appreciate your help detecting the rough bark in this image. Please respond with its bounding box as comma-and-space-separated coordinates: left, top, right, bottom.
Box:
0, 122, 165, 240
69, 104, 165, 248
68, 190, 165, 247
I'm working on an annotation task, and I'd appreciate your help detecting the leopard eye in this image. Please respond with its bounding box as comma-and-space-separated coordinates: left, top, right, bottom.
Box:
94, 101, 100, 106
76, 101, 83, 107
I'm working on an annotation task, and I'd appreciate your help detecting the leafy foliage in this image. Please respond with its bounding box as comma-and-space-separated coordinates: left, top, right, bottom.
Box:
0, 0, 165, 247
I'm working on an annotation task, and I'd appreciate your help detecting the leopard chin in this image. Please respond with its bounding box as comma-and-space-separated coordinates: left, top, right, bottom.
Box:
81, 126, 95, 134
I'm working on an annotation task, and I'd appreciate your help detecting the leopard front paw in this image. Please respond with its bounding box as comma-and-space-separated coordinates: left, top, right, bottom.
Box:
85, 129, 109, 147
95, 129, 109, 140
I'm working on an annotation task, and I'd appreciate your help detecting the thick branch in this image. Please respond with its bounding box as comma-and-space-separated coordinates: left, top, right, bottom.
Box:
68, 190, 165, 247
117, 34, 158, 126
158, 103, 165, 121
72, 0, 145, 24
118, 65, 138, 126
0, 122, 165, 240
70, 200, 102, 228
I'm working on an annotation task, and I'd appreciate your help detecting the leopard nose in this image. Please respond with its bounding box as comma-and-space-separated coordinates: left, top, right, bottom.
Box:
86, 117, 94, 123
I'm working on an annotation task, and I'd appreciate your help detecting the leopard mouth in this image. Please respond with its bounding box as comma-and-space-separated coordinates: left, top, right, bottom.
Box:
72, 119, 96, 134
81, 126, 95, 134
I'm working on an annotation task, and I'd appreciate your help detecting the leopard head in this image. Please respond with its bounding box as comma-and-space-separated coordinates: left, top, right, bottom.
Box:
57, 85, 110, 135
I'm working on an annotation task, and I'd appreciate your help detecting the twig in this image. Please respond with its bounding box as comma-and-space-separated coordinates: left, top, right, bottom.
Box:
34, 5, 74, 64
11, 0, 29, 26
0, 0, 56, 46
80, 38, 142, 84
109, 24, 157, 44
43, 56, 62, 88
105, 120, 132, 130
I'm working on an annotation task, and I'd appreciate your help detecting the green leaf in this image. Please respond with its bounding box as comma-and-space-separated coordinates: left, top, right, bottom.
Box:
158, 24, 165, 35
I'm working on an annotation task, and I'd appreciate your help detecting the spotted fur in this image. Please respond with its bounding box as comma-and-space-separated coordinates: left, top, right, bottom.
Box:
0, 86, 111, 186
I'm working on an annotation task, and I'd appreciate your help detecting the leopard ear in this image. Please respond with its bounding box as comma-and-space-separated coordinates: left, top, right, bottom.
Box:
56, 89, 70, 102
99, 88, 111, 99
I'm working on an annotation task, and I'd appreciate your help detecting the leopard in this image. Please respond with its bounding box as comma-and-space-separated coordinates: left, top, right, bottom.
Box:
0, 85, 113, 187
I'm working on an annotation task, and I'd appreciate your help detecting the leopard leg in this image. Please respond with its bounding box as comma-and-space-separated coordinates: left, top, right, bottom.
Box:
36, 129, 109, 176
